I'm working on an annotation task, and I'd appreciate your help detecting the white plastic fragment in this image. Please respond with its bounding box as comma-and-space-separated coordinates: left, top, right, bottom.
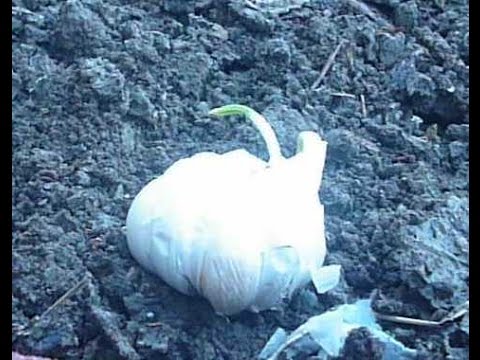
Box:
263, 299, 417, 360
258, 328, 287, 360
310, 264, 342, 294
126, 104, 339, 315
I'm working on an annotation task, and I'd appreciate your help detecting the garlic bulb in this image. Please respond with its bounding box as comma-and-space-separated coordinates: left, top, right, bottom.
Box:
126, 105, 336, 315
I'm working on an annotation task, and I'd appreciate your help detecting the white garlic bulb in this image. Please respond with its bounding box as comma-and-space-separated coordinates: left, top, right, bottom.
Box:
126, 105, 338, 315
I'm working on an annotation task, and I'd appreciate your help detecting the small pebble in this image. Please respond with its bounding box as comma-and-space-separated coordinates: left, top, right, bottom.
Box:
146, 311, 155, 320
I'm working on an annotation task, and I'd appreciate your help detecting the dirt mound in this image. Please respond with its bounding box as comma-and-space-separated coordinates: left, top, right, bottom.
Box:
13, 0, 468, 359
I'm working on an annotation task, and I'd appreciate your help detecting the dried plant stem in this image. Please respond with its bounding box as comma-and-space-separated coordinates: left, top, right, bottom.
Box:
311, 40, 346, 90
360, 94, 367, 117
37, 276, 89, 321
375, 300, 469, 327
375, 313, 441, 327
330, 92, 356, 98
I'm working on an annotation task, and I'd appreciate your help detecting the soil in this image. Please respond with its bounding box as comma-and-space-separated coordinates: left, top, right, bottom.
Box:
12, 0, 469, 359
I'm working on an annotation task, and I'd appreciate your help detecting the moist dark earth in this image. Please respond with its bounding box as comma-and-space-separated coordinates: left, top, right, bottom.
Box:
12, 0, 469, 359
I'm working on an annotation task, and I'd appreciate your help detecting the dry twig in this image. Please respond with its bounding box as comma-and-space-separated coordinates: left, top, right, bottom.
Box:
14, 276, 90, 338
311, 40, 346, 90
330, 91, 356, 99
375, 300, 469, 327
146, 322, 164, 327
37, 276, 89, 321
360, 94, 367, 117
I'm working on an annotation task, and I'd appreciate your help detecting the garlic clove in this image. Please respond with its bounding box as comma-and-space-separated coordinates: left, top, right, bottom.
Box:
250, 245, 300, 312
199, 246, 263, 315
